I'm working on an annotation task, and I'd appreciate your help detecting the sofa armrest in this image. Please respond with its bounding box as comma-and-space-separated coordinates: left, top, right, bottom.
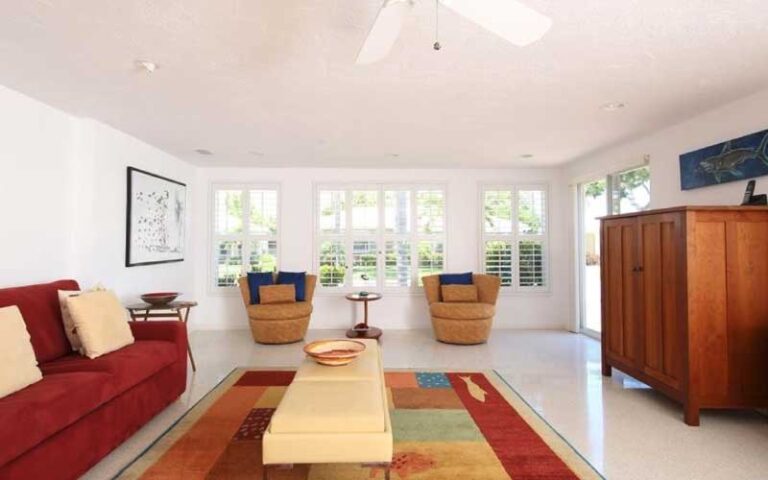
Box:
129, 321, 188, 362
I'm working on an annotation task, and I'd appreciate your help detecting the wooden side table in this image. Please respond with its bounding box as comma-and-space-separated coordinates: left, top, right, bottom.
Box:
126, 301, 197, 372
345, 292, 383, 340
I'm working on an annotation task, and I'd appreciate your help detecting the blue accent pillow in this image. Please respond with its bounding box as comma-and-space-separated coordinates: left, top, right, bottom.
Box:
276, 271, 306, 301
439, 272, 474, 285
247, 272, 274, 304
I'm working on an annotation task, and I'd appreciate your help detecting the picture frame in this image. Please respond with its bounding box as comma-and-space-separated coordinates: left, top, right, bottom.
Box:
126, 167, 187, 267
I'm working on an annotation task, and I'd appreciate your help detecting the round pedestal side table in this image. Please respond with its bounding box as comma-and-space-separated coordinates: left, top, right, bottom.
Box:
345, 292, 383, 340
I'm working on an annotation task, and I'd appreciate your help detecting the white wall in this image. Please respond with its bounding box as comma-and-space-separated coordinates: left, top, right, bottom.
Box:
192, 167, 573, 331
0, 84, 77, 285
0, 84, 196, 302
566, 87, 768, 208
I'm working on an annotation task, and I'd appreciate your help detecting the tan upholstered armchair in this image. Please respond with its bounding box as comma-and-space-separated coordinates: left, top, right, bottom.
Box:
238, 274, 317, 344
422, 274, 501, 344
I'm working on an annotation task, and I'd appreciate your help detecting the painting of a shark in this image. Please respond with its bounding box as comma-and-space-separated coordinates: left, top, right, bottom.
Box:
680, 129, 768, 190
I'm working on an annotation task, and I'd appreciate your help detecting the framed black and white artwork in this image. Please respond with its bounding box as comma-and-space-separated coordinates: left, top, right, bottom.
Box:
126, 167, 186, 267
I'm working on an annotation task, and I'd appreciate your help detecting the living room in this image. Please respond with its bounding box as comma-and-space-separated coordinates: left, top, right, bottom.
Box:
1, 2, 767, 480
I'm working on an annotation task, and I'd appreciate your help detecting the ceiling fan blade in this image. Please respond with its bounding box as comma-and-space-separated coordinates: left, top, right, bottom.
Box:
441, 0, 551, 46
356, 0, 411, 65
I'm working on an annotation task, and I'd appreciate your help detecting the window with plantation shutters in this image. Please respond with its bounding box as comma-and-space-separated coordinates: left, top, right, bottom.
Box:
316, 185, 446, 291
481, 185, 548, 292
211, 185, 279, 290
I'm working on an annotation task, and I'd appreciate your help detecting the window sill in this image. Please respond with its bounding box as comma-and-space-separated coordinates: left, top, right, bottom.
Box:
315, 289, 425, 298
497, 289, 552, 297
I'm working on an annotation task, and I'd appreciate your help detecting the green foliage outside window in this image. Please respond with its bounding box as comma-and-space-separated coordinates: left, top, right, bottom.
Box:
484, 241, 513, 286
519, 240, 544, 287
319, 242, 346, 287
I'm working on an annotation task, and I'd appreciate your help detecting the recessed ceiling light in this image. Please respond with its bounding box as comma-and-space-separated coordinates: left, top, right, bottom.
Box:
601, 102, 626, 111
135, 60, 158, 73
194, 149, 213, 155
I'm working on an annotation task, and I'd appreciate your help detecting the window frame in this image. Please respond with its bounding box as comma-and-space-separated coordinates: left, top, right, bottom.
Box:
479, 183, 551, 294
208, 182, 281, 295
313, 182, 448, 295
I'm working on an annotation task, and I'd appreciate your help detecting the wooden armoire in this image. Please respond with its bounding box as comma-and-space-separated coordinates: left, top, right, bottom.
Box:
600, 206, 768, 425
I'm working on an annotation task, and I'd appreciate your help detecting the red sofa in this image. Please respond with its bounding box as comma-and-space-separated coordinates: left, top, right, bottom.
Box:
0, 280, 188, 480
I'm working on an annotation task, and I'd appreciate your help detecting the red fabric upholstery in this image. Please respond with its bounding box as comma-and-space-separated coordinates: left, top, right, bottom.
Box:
0, 281, 188, 480
130, 320, 190, 362
0, 372, 115, 467
41, 341, 178, 392
0, 362, 186, 480
0, 279, 79, 363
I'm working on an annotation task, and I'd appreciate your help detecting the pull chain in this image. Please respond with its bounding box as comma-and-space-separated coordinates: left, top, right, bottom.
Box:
433, 0, 441, 50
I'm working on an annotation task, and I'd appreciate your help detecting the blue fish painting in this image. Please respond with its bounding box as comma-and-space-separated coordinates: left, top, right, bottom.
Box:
679, 129, 768, 190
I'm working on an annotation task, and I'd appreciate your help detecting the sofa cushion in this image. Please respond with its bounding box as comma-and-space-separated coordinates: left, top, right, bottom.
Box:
430, 302, 495, 320
0, 306, 43, 399
58, 290, 84, 353
276, 271, 306, 301
441, 285, 479, 303
0, 371, 114, 466
439, 272, 473, 285
40, 341, 178, 393
247, 272, 274, 304
0, 280, 80, 363
247, 302, 312, 320
259, 284, 296, 305
65, 290, 135, 359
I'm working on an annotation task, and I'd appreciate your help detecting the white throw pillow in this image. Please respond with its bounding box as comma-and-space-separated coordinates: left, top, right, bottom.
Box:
0, 306, 43, 399
58, 290, 84, 353
65, 290, 135, 359
58, 284, 106, 354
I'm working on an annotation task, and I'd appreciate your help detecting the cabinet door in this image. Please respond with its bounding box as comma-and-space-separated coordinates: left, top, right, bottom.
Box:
602, 217, 640, 367
638, 213, 684, 390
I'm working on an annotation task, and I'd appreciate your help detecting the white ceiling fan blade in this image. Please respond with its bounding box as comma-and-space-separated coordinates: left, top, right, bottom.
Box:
441, 0, 551, 46
356, 0, 411, 65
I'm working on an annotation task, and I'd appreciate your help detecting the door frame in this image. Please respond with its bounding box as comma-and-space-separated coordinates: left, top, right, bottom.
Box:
576, 178, 608, 339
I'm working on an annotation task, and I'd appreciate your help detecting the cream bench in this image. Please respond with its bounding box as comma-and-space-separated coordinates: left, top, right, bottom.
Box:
263, 339, 392, 479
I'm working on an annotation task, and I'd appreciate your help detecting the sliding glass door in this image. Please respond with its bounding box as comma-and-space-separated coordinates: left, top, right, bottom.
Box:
579, 179, 607, 336
578, 165, 650, 337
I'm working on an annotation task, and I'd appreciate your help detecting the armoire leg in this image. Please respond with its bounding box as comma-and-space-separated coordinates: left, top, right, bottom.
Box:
684, 403, 700, 426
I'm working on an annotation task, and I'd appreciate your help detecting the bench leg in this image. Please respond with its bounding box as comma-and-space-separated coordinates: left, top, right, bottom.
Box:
263, 464, 293, 480
363, 462, 391, 479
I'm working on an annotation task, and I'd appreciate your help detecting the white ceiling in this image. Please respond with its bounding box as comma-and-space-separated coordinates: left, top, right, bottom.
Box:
1, 1, 767, 168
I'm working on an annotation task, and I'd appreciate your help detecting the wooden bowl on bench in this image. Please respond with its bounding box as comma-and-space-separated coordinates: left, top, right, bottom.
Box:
303, 339, 366, 366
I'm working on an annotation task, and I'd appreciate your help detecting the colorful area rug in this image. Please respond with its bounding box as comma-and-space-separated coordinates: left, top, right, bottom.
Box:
116, 368, 603, 480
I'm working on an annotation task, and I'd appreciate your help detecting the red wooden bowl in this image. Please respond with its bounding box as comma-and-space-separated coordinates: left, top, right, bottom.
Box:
140, 292, 179, 306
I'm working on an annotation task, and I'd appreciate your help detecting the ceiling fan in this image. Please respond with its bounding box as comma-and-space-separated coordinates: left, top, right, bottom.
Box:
356, 0, 552, 65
